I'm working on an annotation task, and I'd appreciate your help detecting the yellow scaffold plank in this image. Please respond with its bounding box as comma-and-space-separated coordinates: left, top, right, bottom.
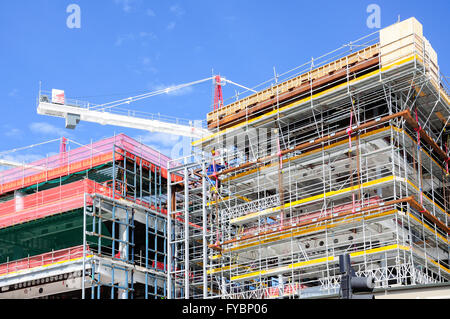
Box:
407, 213, 449, 244
207, 264, 239, 274
207, 195, 250, 206
210, 241, 450, 281
230, 244, 410, 281
405, 179, 449, 218
230, 175, 396, 224
230, 256, 335, 281
428, 256, 450, 273
223, 126, 393, 183
224, 125, 446, 183
226, 209, 397, 253
0, 255, 94, 278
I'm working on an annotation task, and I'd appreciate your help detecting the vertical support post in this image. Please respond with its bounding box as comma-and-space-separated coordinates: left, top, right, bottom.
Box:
98, 200, 102, 256
132, 154, 136, 202
113, 145, 116, 198
202, 161, 208, 298
118, 212, 128, 299
145, 212, 149, 299
163, 215, 167, 298
123, 148, 127, 198
167, 168, 172, 299
91, 262, 96, 299
184, 163, 190, 299
82, 193, 87, 299
111, 267, 115, 299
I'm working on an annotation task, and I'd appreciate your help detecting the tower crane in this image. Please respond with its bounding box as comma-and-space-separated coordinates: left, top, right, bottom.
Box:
36, 75, 257, 139
1, 75, 256, 169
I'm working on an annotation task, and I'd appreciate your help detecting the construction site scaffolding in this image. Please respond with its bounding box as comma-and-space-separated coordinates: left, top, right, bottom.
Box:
0, 134, 170, 299
167, 18, 450, 299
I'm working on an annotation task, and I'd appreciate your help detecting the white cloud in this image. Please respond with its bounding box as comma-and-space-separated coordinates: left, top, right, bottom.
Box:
169, 4, 185, 17
133, 66, 158, 75
146, 8, 156, 17
114, 0, 135, 13
5, 128, 22, 138
8, 89, 19, 97
114, 37, 124, 47
135, 131, 194, 160
133, 56, 158, 74
167, 21, 176, 31
135, 133, 182, 158
138, 132, 181, 147
152, 83, 193, 96
29, 122, 70, 137
2, 125, 22, 138
115, 32, 156, 47
139, 31, 156, 40
114, 33, 135, 46
149, 145, 173, 158
142, 57, 151, 65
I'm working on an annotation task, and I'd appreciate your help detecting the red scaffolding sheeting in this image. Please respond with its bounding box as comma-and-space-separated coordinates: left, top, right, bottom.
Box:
0, 245, 168, 277
0, 134, 180, 196
0, 179, 115, 228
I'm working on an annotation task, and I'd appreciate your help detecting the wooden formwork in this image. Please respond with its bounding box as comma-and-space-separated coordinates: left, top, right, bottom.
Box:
207, 44, 380, 130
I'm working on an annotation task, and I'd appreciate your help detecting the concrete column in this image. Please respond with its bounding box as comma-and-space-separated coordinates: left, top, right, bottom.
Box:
221, 277, 227, 297
15, 190, 24, 212
118, 218, 128, 299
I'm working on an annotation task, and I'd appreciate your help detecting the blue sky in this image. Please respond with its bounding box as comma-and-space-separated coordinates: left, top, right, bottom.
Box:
0, 0, 449, 162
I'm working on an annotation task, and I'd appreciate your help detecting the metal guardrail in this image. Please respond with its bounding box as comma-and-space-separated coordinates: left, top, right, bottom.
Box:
0, 245, 89, 276
38, 90, 207, 129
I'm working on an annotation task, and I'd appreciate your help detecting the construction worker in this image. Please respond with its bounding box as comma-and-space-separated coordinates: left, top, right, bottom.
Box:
207, 149, 225, 190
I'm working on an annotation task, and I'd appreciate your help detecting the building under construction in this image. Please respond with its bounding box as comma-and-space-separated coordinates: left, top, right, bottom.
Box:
0, 17, 449, 299
0, 134, 170, 298
167, 18, 450, 299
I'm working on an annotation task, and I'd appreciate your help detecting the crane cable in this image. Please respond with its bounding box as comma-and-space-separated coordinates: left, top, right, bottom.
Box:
0, 138, 62, 156
90, 77, 214, 112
